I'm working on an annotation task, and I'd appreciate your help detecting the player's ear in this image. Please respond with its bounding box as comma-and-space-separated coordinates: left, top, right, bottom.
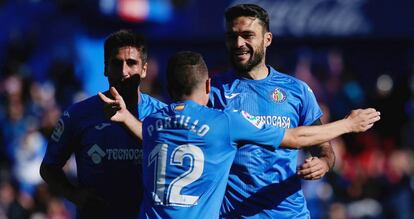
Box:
140, 62, 148, 78
264, 31, 272, 48
206, 78, 211, 94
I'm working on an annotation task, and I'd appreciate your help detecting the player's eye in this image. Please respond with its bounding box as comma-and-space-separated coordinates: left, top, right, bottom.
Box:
126, 59, 138, 66
242, 33, 255, 39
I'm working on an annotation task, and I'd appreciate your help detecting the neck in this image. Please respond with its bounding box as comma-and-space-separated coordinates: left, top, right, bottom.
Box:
240, 62, 269, 80
181, 91, 208, 106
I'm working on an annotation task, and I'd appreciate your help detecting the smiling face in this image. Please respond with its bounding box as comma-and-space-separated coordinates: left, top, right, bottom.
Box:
225, 16, 272, 76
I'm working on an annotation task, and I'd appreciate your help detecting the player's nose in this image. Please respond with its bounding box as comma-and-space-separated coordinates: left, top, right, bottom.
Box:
121, 62, 130, 80
235, 36, 245, 47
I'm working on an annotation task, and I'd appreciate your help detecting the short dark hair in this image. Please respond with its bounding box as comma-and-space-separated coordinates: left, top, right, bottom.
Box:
104, 29, 148, 73
166, 51, 208, 101
225, 4, 270, 32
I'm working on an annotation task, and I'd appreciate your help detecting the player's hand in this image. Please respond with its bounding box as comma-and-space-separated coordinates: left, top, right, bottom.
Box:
345, 108, 380, 133
98, 87, 128, 122
73, 188, 107, 210
297, 157, 329, 180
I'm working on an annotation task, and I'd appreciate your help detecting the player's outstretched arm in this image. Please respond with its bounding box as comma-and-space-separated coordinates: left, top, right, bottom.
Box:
98, 87, 143, 139
281, 108, 380, 148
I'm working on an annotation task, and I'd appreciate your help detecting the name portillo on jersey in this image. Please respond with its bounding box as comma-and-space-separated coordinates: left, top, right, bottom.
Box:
146, 115, 210, 137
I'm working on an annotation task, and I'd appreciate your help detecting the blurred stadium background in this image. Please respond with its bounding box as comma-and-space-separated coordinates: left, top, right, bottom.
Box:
0, 0, 413, 218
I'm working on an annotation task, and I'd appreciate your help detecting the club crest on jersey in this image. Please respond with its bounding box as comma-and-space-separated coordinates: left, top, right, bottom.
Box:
241, 111, 264, 129
174, 104, 185, 111
271, 87, 287, 103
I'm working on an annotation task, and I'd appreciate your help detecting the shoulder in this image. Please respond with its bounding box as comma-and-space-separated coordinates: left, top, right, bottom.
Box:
191, 104, 228, 123
269, 67, 314, 92
139, 92, 167, 119
221, 109, 241, 122
50, 95, 100, 139
64, 95, 100, 118
140, 93, 166, 107
222, 109, 247, 119
269, 67, 303, 85
142, 109, 161, 123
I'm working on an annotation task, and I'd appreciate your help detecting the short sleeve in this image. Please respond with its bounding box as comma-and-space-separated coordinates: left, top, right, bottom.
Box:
42, 110, 77, 167
299, 82, 323, 126
225, 110, 285, 149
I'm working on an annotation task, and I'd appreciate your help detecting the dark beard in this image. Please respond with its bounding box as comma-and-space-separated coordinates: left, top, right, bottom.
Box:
230, 47, 264, 75
113, 74, 141, 108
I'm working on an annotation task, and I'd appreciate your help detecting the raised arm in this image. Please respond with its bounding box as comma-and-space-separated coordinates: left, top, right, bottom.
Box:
281, 108, 380, 148
98, 87, 143, 139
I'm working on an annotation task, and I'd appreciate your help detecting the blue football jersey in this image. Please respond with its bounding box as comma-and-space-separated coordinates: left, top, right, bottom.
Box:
209, 66, 323, 218
42, 92, 166, 219
139, 100, 285, 219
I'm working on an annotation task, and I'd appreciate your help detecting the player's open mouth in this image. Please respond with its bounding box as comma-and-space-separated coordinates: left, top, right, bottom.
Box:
233, 50, 250, 60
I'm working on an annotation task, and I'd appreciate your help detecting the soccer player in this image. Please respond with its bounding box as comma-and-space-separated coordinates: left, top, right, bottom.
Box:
39, 30, 165, 219
208, 4, 337, 218
99, 51, 380, 219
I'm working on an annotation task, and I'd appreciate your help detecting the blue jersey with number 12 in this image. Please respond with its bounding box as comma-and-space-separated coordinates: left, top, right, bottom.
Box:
139, 100, 285, 219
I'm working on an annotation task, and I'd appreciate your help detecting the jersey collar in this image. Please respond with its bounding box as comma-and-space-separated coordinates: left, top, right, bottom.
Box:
235, 65, 276, 84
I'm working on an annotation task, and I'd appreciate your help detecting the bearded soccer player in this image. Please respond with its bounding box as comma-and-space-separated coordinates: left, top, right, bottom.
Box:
99, 51, 380, 219
209, 4, 337, 218
40, 30, 165, 219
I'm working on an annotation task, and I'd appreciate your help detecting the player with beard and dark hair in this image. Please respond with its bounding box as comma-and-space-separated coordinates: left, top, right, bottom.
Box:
98, 51, 380, 219
40, 29, 165, 219
208, 4, 337, 218
224, 4, 269, 74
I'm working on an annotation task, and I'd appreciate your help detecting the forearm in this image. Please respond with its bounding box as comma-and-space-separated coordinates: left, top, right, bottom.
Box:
308, 141, 335, 171
282, 119, 350, 148
307, 118, 336, 171
123, 111, 143, 139
39, 163, 78, 202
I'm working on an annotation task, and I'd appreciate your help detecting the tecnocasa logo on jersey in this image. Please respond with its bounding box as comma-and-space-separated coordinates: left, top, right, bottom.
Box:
87, 144, 143, 164
271, 87, 287, 103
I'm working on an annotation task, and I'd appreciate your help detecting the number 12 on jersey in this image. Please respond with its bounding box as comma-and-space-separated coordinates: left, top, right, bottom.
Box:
148, 143, 205, 206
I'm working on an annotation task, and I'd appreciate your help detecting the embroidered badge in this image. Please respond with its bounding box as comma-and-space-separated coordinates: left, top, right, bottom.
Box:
175, 104, 185, 111
271, 87, 287, 103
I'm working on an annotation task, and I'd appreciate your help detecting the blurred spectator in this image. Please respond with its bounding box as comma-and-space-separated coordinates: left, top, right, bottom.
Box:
45, 198, 71, 219
0, 181, 30, 219
13, 124, 47, 196
47, 59, 82, 110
